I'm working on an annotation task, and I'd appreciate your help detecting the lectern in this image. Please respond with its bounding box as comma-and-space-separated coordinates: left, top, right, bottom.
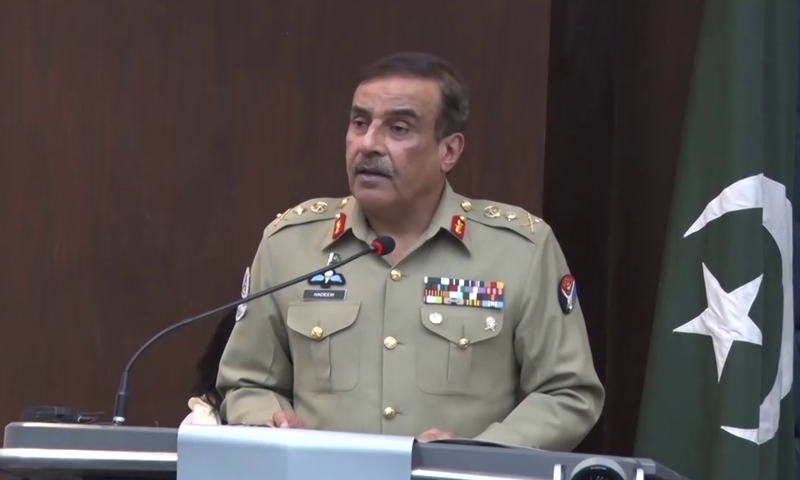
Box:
0, 422, 692, 480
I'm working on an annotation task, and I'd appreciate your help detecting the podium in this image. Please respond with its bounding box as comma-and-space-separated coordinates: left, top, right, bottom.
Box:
0, 422, 692, 480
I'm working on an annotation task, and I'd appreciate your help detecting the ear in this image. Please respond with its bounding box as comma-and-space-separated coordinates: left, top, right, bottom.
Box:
438, 133, 465, 173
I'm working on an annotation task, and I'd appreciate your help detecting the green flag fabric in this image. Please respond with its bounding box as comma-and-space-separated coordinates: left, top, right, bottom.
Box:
633, 0, 797, 479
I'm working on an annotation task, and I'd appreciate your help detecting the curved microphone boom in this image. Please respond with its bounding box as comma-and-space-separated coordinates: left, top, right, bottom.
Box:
111, 236, 395, 426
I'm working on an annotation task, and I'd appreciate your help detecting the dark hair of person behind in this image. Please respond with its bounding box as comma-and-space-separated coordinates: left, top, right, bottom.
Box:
190, 308, 236, 414
356, 52, 470, 141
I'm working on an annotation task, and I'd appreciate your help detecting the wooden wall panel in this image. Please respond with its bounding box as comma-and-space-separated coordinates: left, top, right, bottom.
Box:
0, 0, 550, 429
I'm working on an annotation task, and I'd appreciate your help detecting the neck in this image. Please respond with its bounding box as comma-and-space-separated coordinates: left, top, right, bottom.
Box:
362, 184, 444, 250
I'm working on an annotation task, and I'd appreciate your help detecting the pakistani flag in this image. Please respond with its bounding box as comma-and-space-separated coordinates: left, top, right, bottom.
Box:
633, 0, 797, 479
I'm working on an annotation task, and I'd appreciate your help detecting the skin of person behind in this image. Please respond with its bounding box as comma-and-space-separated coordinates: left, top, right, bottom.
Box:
215, 51, 605, 449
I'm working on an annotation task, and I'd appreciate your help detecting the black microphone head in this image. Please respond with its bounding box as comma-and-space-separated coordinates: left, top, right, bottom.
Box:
370, 236, 395, 256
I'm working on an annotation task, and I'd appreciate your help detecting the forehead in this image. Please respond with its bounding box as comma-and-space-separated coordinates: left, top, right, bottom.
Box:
351, 76, 441, 118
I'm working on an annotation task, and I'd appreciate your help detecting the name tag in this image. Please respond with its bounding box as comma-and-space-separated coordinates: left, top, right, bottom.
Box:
303, 289, 347, 301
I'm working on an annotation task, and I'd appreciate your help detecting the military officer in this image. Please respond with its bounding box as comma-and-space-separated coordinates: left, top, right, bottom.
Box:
216, 52, 605, 450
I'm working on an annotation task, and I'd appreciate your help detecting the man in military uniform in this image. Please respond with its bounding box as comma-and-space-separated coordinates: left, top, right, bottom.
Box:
216, 52, 605, 450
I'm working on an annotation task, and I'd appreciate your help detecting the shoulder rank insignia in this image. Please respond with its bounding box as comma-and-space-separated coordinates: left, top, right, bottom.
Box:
558, 274, 577, 314
520, 213, 542, 233
235, 267, 250, 321
450, 215, 466, 239
457, 198, 544, 244
311, 201, 328, 213
309, 269, 346, 289
272, 208, 292, 226
332, 213, 347, 239
483, 206, 501, 219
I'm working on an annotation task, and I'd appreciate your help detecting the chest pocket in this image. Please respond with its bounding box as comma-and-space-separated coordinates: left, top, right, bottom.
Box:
416, 305, 506, 395
286, 301, 361, 393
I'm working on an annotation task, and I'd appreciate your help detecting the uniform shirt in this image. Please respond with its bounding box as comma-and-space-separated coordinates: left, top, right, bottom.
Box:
216, 181, 605, 450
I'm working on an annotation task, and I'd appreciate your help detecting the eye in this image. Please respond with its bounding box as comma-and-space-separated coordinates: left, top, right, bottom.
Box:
390, 124, 409, 134
350, 118, 369, 129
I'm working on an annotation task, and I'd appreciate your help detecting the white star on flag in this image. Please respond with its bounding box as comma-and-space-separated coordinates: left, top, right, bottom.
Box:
673, 262, 763, 381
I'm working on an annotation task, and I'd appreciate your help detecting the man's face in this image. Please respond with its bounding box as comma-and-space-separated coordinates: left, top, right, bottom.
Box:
345, 76, 458, 209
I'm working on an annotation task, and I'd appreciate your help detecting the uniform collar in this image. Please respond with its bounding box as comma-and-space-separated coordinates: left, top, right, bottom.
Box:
321, 180, 472, 254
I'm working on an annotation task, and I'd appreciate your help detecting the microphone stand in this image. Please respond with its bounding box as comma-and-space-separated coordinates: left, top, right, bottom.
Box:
111, 243, 382, 425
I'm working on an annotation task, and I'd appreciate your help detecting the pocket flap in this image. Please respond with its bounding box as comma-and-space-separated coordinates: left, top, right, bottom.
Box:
287, 301, 361, 340
419, 305, 503, 345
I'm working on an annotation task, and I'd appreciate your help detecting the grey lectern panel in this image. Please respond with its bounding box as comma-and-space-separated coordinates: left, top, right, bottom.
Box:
177, 424, 415, 480
4, 422, 177, 452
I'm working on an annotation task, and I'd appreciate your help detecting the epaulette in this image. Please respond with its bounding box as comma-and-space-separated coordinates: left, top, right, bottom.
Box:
458, 197, 548, 244
264, 196, 351, 238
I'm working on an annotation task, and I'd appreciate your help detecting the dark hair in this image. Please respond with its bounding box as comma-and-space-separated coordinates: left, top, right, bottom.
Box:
190, 308, 236, 413
356, 52, 470, 141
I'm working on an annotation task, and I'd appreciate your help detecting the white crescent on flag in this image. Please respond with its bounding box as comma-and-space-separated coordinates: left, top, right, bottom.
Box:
680, 173, 793, 445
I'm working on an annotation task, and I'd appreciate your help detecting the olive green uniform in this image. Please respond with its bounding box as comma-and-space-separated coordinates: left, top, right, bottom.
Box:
216, 182, 605, 450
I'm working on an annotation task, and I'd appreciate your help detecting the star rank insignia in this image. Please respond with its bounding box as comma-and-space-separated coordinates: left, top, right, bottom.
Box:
332, 213, 346, 239
558, 274, 577, 314
450, 215, 466, 240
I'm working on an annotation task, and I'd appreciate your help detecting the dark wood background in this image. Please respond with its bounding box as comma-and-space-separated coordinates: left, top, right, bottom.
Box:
0, 0, 551, 433
0, 0, 701, 457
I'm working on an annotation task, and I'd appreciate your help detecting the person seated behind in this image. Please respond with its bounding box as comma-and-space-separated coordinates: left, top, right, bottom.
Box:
216, 51, 605, 449
182, 308, 236, 425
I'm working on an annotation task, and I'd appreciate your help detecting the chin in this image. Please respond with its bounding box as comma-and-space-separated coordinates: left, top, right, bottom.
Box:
352, 186, 396, 209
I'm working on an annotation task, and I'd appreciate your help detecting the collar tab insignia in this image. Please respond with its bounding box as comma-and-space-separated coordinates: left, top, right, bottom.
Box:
332, 213, 347, 239
450, 215, 466, 240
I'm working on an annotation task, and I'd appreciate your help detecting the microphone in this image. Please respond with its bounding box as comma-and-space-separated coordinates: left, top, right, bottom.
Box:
111, 236, 395, 426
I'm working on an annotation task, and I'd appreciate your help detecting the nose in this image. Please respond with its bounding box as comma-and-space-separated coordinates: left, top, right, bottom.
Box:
358, 124, 388, 157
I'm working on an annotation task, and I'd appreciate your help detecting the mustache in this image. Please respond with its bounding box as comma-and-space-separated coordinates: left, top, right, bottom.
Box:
353, 156, 395, 178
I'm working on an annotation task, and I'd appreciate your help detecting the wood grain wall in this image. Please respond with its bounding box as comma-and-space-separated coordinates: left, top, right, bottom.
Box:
0, 0, 551, 430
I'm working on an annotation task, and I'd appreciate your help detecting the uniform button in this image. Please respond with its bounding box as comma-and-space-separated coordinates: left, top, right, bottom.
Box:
383, 407, 396, 420
310, 326, 323, 339
384, 336, 398, 349
390, 269, 402, 281
458, 337, 470, 349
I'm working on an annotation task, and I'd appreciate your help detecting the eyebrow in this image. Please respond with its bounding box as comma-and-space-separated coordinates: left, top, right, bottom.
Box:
350, 105, 421, 121
387, 108, 421, 121
350, 106, 370, 118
